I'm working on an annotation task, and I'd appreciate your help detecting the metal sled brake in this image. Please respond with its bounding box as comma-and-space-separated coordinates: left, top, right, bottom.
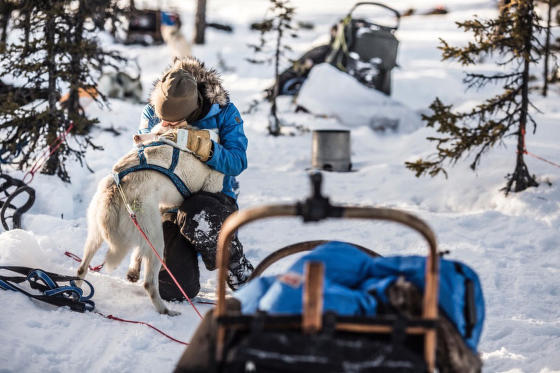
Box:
212, 173, 439, 372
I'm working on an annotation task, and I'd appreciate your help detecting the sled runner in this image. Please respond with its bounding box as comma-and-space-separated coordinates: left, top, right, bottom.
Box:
175, 173, 484, 373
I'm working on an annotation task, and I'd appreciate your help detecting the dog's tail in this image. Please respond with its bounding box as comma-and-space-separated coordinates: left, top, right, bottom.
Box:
78, 180, 111, 280
99, 179, 132, 272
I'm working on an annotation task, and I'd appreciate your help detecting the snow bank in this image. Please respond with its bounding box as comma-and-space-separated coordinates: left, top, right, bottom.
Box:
296, 63, 424, 133
0, 229, 45, 268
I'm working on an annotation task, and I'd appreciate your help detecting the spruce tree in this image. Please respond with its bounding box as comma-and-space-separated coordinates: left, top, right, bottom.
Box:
248, 0, 298, 136
406, 0, 542, 195
0, 0, 125, 181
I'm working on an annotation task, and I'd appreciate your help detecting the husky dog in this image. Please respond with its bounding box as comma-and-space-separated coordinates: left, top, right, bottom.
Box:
161, 24, 192, 59
76, 124, 223, 315
97, 71, 143, 103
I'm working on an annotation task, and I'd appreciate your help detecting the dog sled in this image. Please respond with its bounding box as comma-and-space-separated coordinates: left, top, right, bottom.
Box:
125, 9, 181, 45
175, 173, 484, 373
273, 2, 400, 99
326, 2, 400, 95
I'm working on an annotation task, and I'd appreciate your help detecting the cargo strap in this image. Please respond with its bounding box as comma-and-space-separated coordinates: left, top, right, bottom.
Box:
326, 15, 352, 71
0, 266, 95, 312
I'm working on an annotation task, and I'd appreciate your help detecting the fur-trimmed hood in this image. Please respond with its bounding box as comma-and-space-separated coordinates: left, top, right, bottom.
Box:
150, 57, 229, 107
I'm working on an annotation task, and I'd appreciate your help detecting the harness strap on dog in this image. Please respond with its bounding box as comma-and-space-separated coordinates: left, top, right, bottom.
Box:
115, 143, 191, 199
0, 266, 95, 312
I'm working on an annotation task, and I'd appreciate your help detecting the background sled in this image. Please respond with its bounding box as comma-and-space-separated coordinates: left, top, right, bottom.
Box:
327, 2, 401, 95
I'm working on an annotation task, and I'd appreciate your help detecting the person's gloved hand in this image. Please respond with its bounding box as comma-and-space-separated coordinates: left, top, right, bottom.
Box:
175, 128, 218, 162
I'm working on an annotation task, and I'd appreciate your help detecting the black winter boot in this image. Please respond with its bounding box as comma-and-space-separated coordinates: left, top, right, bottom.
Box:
176, 192, 254, 290
226, 239, 254, 291
227, 255, 254, 291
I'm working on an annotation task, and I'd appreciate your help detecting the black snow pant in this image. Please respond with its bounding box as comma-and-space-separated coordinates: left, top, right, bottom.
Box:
158, 191, 244, 301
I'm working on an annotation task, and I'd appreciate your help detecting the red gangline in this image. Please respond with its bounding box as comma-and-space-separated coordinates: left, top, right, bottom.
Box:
129, 214, 204, 320
520, 127, 560, 169
64, 251, 104, 272
95, 312, 189, 345
525, 151, 560, 168
22, 122, 75, 185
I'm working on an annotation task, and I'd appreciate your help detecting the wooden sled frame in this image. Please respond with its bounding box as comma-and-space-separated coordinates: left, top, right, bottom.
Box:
215, 173, 439, 371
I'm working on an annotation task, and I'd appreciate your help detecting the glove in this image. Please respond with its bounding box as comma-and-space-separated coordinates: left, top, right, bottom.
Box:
176, 128, 217, 162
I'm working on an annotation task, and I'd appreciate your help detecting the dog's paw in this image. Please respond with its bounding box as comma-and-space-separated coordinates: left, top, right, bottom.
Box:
165, 309, 181, 317
126, 270, 140, 283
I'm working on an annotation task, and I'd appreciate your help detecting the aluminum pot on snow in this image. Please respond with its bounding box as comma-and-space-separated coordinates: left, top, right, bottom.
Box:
311, 130, 351, 172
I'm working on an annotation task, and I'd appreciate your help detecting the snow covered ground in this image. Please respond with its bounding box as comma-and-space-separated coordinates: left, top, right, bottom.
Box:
1, 1, 559, 372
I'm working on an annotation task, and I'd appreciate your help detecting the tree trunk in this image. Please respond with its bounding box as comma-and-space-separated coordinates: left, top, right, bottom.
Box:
68, 0, 86, 120
0, 1, 13, 52
505, 1, 538, 195
193, 0, 206, 45
542, 0, 552, 97
22, 8, 31, 53
268, 25, 283, 136
43, 5, 60, 176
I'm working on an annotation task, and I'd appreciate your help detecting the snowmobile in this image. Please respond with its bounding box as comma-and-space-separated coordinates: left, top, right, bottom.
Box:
175, 173, 484, 373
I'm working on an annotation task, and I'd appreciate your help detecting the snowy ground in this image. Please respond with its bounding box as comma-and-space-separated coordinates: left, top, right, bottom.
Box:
1, 1, 559, 372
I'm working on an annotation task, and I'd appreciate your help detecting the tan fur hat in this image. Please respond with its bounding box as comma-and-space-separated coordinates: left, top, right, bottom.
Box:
151, 67, 201, 122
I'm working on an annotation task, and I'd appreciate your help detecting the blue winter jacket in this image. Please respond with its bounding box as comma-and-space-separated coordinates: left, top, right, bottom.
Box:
234, 241, 485, 351
139, 102, 248, 200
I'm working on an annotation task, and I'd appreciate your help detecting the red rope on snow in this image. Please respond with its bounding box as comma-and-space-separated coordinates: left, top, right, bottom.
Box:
95, 312, 189, 345
22, 122, 75, 185
129, 213, 204, 320
64, 251, 104, 272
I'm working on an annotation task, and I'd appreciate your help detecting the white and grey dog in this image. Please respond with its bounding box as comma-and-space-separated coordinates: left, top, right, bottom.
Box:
76, 123, 223, 315
97, 71, 143, 103
161, 24, 192, 60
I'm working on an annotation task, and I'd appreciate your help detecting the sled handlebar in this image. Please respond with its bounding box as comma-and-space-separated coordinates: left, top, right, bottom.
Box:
215, 205, 438, 315
348, 2, 401, 30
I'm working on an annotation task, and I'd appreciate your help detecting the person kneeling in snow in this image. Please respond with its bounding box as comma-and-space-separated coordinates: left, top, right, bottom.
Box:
138, 57, 254, 299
